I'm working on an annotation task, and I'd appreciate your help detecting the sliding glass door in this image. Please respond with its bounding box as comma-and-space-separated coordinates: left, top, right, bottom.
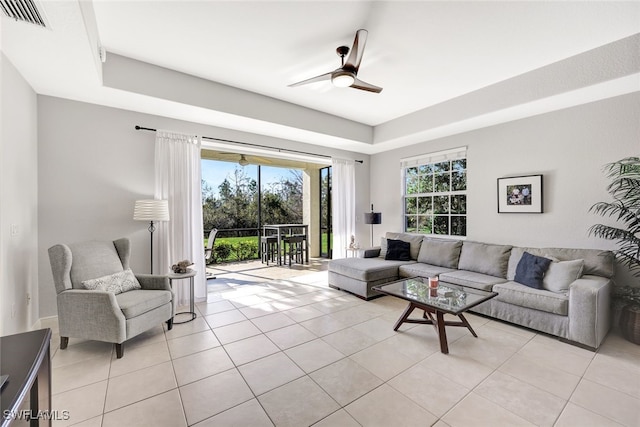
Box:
319, 166, 332, 258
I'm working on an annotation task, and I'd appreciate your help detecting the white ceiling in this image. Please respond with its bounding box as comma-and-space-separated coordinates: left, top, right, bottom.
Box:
2, 1, 639, 154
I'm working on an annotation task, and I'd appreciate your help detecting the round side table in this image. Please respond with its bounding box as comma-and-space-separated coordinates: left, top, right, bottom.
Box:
168, 270, 197, 324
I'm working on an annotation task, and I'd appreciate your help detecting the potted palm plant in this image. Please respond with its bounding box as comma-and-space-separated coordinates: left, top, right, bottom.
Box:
589, 156, 640, 344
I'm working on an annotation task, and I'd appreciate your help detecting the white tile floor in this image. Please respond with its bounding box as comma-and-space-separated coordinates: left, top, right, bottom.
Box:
47, 260, 640, 426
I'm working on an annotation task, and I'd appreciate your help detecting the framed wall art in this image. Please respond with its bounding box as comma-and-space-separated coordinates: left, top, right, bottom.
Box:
497, 174, 543, 213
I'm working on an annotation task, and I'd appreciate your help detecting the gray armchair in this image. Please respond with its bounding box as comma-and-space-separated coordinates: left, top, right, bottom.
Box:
48, 238, 174, 358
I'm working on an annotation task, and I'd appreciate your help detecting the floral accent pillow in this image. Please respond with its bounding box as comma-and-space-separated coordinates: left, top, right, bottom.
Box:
81, 269, 141, 294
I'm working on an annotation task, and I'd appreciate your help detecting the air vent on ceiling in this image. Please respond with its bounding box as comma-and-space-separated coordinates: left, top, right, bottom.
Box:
0, 0, 48, 28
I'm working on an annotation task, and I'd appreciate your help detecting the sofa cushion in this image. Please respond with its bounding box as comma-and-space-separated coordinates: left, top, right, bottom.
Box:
329, 257, 415, 282
543, 258, 584, 294
439, 270, 507, 291
514, 252, 552, 289
385, 239, 411, 261
493, 281, 569, 316
417, 238, 462, 268
507, 247, 614, 280
116, 289, 172, 318
381, 232, 424, 260
458, 241, 512, 278
399, 263, 456, 279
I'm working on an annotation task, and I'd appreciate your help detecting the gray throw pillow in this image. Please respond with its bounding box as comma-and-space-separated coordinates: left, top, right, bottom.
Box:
542, 257, 584, 293
81, 268, 141, 294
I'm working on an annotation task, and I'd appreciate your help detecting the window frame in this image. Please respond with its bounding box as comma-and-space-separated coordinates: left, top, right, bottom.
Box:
401, 147, 467, 238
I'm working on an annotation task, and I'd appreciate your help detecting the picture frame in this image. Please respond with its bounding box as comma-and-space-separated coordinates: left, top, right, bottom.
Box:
497, 174, 543, 213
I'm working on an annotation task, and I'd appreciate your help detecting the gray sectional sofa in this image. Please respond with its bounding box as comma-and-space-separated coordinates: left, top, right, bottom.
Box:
328, 232, 615, 349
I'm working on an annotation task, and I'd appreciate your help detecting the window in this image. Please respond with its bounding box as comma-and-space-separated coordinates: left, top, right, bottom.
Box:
402, 147, 467, 237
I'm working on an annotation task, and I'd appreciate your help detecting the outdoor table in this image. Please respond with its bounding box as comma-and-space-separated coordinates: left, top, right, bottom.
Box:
262, 224, 309, 265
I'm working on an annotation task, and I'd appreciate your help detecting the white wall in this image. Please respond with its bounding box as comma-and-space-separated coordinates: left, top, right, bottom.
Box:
370, 93, 640, 287
0, 54, 39, 334
37, 96, 370, 318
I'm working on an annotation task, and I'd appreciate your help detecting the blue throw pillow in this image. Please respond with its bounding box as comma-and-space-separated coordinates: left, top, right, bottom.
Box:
385, 239, 411, 261
515, 251, 552, 289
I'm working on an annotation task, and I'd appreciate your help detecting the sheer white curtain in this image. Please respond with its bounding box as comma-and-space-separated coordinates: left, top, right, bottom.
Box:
331, 158, 355, 259
154, 130, 206, 306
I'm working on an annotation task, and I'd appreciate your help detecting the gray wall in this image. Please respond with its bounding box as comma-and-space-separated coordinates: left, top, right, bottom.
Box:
0, 54, 39, 334
370, 93, 640, 287
37, 96, 370, 318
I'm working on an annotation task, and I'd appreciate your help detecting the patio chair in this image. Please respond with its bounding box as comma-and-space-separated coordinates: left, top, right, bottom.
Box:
48, 238, 174, 359
204, 228, 218, 265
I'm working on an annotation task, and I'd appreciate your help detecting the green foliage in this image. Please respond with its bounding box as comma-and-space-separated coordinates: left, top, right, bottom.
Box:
202, 165, 303, 235
213, 242, 233, 263
589, 157, 640, 276
209, 237, 261, 263
233, 240, 259, 261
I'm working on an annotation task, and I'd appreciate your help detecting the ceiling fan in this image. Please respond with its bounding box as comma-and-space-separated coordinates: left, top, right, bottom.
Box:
234, 154, 247, 166
289, 29, 382, 93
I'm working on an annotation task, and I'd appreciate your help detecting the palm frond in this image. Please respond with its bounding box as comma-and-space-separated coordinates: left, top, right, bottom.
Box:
590, 157, 640, 277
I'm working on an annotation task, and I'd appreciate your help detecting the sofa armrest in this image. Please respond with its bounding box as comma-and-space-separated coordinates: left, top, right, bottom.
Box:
568, 275, 612, 349
57, 289, 126, 343
363, 247, 381, 258
136, 274, 171, 292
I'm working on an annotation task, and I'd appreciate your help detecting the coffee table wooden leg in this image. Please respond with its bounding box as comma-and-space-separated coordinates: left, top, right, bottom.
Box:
458, 313, 478, 338
393, 303, 417, 331
436, 311, 449, 354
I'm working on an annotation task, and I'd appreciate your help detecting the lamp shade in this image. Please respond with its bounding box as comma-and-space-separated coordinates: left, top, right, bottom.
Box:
133, 199, 170, 221
363, 212, 382, 225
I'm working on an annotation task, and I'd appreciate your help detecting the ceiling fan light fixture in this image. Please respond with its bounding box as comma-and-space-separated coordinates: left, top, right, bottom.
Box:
331, 71, 355, 88
238, 155, 249, 166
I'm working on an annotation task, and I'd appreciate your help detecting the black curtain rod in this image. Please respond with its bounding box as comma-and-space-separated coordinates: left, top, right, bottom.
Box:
134, 125, 364, 164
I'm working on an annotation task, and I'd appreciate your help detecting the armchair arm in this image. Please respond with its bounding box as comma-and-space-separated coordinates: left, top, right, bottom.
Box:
57, 289, 126, 343
136, 274, 171, 292
136, 274, 175, 315
568, 275, 612, 349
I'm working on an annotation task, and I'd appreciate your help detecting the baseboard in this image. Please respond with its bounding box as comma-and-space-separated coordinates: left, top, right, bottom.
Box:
37, 315, 59, 333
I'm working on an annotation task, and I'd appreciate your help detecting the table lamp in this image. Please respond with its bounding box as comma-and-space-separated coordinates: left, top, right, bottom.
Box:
134, 199, 170, 273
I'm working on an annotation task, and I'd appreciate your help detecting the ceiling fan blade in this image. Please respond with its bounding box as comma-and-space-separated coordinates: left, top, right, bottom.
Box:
344, 29, 368, 73
288, 72, 332, 87
351, 77, 382, 93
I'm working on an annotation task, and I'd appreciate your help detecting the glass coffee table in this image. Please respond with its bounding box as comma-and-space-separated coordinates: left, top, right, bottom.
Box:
373, 277, 497, 354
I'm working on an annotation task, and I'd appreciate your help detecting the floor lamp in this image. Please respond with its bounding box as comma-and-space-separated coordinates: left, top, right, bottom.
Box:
134, 199, 170, 274
363, 204, 382, 247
